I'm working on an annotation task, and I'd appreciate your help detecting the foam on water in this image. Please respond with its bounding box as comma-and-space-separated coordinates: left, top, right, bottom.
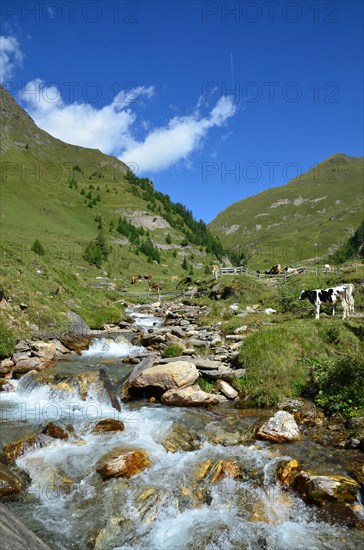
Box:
82, 337, 145, 358
3, 308, 364, 550
125, 307, 164, 331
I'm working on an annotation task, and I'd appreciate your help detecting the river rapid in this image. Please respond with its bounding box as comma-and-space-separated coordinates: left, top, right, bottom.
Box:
1, 309, 363, 550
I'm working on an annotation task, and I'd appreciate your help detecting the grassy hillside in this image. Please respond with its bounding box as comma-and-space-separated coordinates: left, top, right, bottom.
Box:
208, 154, 363, 270
0, 85, 224, 339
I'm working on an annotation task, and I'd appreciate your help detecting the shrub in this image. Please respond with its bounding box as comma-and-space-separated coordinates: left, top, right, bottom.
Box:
163, 344, 183, 358
139, 238, 161, 263
309, 356, 364, 416
181, 257, 189, 270
83, 230, 109, 268
31, 239, 45, 256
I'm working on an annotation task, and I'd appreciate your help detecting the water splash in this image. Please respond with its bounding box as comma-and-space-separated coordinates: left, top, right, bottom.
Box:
82, 337, 144, 358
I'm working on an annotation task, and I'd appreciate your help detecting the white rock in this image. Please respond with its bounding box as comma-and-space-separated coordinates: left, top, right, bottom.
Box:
256, 411, 301, 442
216, 380, 239, 400
263, 308, 277, 315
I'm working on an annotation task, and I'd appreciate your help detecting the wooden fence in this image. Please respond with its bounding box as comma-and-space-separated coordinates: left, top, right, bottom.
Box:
214, 265, 341, 283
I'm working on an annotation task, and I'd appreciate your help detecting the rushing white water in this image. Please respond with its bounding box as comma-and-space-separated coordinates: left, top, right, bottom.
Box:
125, 307, 164, 331
2, 312, 364, 550
82, 337, 145, 358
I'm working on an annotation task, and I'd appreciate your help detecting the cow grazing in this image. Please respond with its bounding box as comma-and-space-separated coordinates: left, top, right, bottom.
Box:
148, 281, 161, 295
265, 264, 282, 275
284, 266, 305, 275
299, 284, 353, 320
344, 283, 355, 313
143, 274, 152, 280
131, 276, 137, 284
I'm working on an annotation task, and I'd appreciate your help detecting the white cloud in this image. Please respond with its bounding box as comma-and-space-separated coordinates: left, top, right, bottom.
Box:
0, 35, 24, 82
21, 79, 145, 152
120, 97, 236, 172
21, 79, 236, 173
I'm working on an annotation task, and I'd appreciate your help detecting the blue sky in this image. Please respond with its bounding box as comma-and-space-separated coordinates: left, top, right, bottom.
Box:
1, 0, 363, 222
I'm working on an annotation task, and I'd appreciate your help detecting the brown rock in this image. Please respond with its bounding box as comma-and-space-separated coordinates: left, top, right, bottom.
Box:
60, 336, 91, 354
161, 385, 220, 407
0, 463, 31, 500
92, 418, 125, 434
96, 448, 150, 479
12, 357, 52, 375
195, 459, 241, 485
2, 434, 51, 461
41, 422, 69, 440
276, 458, 300, 486
0, 358, 14, 370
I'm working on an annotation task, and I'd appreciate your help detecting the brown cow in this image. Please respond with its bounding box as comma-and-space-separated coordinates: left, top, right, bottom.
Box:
265, 264, 281, 275
131, 276, 137, 284
144, 274, 152, 280
148, 281, 161, 295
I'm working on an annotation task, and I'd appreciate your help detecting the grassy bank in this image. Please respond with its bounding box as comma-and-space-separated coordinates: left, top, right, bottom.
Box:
235, 318, 363, 413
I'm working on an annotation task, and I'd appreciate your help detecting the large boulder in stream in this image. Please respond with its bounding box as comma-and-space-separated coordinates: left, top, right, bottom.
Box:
0, 462, 31, 500
292, 472, 360, 505
121, 357, 199, 400
256, 411, 301, 442
161, 385, 220, 407
11, 357, 53, 376
96, 448, 150, 479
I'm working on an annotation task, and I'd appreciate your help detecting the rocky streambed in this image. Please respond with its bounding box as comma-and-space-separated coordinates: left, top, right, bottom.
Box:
0, 302, 363, 549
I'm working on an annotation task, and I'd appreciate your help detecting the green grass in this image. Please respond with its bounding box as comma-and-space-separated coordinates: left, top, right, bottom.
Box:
196, 377, 215, 393
235, 318, 364, 409
0, 85, 224, 345
0, 318, 16, 359
163, 344, 184, 358
209, 154, 364, 269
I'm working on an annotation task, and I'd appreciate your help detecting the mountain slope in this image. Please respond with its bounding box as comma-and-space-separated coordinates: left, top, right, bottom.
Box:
0, 84, 223, 266
0, 85, 222, 338
209, 154, 363, 268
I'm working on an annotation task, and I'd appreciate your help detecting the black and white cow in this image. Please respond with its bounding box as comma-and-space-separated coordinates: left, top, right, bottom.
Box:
299, 284, 353, 320
344, 283, 355, 314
